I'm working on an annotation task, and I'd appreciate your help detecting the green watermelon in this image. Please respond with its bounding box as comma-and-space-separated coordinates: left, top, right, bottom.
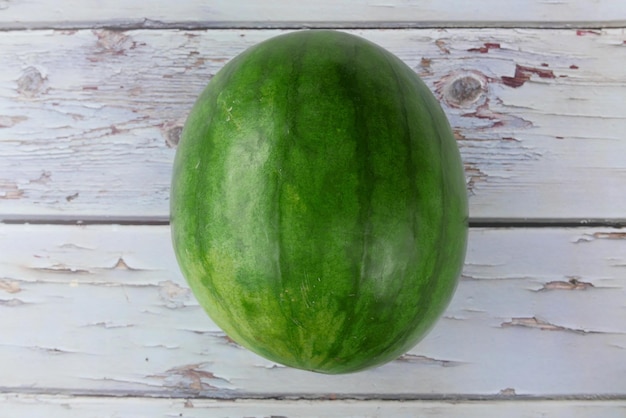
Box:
170, 30, 468, 374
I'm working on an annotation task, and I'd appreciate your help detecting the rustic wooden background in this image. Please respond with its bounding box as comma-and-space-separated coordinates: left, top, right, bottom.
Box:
1, 1, 626, 416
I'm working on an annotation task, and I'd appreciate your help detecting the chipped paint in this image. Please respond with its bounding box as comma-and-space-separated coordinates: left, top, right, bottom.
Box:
93, 30, 134, 55
0, 179, 24, 199
592, 232, 626, 240
468, 42, 501, 53
461, 98, 533, 130
34, 264, 92, 274
158, 280, 191, 309
537, 277, 594, 291
575, 231, 626, 243
396, 353, 464, 367
419, 57, 432, 71
111, 257, 135, 270
464, 163, 488, 195
576, 29, 601, 36
501, 64, 556, 88
31, 346, 76, 355
150, 363, 233, 392
0, 279, 21, 293
435, 39, 450, 54
501, 317, 602, 335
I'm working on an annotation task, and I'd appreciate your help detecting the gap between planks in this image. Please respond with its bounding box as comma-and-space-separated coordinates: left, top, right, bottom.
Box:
2, 387, 626, 402
2, 216, 626, 229
2, 20, 626, 31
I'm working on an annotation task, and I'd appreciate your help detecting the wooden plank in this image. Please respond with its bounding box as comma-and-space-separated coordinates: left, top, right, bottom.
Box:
2, 395, 626, 418
0, 0, 625, 29
1, 28, 626, 222
1, 224, 624, 397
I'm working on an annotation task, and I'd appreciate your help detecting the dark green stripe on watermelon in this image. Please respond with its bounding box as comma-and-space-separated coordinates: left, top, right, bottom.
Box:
171, 30, 468, 374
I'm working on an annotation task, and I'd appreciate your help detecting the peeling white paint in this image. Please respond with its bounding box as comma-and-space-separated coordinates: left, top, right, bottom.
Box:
0, 224, 624, 397
1, 29, 626, 220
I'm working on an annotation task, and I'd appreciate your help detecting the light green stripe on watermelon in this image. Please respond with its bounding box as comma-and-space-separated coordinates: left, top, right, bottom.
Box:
171, 30, 468, 374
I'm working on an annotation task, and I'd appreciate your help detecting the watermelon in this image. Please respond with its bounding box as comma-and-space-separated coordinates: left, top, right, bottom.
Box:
170, 30, 468, 374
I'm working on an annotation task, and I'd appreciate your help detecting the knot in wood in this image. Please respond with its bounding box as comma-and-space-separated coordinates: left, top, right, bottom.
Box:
17, 66, 48, 98
444, 74, 484, 107
165, 126, 183, 148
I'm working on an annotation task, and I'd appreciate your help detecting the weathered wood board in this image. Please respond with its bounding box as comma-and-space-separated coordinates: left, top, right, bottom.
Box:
1, 28, 625, 221
1, 225, 624, 398
1, 0, 625, 29
3, 395, 626, 418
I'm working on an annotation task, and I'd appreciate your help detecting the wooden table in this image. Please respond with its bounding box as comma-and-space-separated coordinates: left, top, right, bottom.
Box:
1, 2, 625, 416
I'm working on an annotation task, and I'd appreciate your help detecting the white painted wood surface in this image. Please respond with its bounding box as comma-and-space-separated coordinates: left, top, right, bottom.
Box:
1, 0, 625, 29
1, 28, 626, 221
1, 225, 625, 399
1, 1, 626, 415
2, 396, 626, 418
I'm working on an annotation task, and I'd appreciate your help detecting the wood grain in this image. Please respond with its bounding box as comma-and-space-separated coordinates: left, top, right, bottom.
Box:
2, 395, 626, 418
2, 8, 625, 414
1, 0, 625, 29
1, 224, 624, 397
1, 28, 625, 221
